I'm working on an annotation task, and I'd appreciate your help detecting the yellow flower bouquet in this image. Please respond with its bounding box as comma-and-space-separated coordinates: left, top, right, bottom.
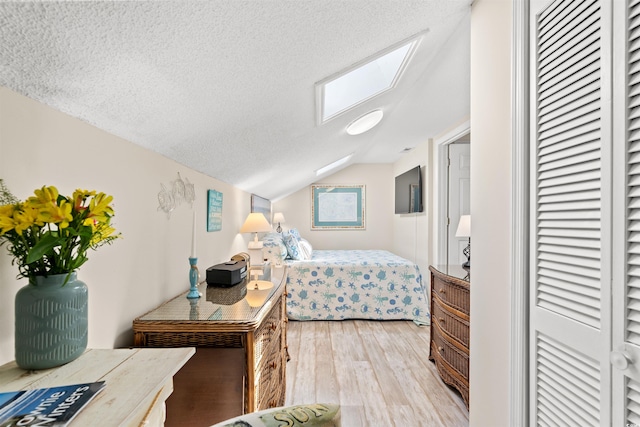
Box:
0, 183, 120, 283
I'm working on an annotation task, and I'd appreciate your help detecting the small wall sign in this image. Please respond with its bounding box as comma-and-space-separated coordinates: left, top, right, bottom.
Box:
207, 189, 223, 232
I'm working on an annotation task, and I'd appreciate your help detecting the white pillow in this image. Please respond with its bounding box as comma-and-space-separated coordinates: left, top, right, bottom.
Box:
298, 239, 313, 260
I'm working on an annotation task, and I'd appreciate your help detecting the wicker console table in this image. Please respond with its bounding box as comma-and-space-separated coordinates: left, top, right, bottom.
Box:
428, 264, 470, 409
132, 266, 287, 426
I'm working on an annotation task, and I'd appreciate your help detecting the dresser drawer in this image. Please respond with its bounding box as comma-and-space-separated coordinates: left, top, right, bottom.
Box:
252, 295, 286, 411
255, 329, 285, 409
253, 297, 284, 367
431, 321, 469, 379
256, 352, 286, 410
431, 295, 470, 348
432, 273, 470, 315
430, 340, 469, 407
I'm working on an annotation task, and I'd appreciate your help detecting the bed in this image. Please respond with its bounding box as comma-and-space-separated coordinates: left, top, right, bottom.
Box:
262, 232, 430, 323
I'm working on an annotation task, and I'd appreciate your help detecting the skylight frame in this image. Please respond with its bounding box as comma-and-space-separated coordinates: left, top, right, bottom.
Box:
315, 35, 422, 126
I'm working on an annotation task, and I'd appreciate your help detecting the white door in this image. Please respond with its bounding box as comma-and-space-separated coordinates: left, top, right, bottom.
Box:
447, 143, 471, 266
611, 0, 640, 424
530, 0, 613, 425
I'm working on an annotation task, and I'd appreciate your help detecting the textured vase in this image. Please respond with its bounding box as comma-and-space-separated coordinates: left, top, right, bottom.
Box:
14, 272, 88, 370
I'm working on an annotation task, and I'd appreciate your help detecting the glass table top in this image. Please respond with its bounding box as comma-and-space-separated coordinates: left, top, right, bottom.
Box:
136, 265, 286, 324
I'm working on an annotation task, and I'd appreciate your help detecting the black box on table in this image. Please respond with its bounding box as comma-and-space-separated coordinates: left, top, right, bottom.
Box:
206, 260, 247, 287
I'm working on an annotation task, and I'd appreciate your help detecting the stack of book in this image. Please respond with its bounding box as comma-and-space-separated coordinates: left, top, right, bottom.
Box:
0, 382, 105, 426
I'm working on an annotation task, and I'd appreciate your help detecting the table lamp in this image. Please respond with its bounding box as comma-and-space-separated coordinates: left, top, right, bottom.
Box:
273, 212, 285, 233
455, 215, 471, 269
240, 212, 272, 266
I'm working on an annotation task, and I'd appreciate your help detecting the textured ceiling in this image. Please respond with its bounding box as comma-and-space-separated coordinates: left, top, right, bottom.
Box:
0, 1, 471, 201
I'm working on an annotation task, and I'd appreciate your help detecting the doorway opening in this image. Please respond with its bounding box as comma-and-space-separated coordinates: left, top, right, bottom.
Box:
434, 121, 471, 266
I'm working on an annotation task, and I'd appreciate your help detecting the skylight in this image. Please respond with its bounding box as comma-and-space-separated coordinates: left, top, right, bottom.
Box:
316, 153, 353, 176
319, 40, 417, 123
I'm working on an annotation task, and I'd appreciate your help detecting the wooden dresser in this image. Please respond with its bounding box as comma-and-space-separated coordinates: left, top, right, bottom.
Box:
428, 265, 470, 408
132, 266, 288, 425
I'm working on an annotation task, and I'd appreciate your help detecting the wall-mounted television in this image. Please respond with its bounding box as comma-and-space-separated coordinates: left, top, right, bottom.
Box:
395, 165, 423, 214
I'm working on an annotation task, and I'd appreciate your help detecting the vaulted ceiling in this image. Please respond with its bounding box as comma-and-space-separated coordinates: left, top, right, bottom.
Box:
0, 1, 471, 201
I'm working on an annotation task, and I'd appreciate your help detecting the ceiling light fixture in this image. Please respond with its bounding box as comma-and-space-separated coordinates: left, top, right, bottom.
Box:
316, 153, 353, 176
346, 110, 384, 136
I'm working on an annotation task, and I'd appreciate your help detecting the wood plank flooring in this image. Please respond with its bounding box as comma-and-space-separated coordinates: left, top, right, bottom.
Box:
285, 320, 469, 426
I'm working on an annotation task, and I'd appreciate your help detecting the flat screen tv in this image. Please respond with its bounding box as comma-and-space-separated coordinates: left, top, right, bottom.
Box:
395, 165, 423, 214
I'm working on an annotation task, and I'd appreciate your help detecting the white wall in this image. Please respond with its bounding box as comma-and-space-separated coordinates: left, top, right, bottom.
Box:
0, 87, 254, 365
272, 163, 394, 251
392, 139, 431, 280
469, 0, 512, 425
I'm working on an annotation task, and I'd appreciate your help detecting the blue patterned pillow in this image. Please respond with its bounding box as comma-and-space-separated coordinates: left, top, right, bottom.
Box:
289, 228, 302, 241
262, 233, 287, 264
283, 232, 303, 260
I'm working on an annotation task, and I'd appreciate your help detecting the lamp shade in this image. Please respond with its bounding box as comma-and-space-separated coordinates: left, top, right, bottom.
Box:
455, 215, 471, 238
273, 212, 285, 224
240, 213, 272, 234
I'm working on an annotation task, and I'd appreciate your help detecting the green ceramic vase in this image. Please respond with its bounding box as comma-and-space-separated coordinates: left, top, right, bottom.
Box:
14, 272, 88, 370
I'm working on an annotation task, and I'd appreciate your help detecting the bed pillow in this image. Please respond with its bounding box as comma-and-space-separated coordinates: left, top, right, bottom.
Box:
262, 232, 288, 264
298, 238, 313, 260
289, 228, 302, 241
283, 232, 303, 260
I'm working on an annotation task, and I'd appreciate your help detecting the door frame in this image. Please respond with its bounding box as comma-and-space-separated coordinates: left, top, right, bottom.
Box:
433, 119, 471, 266
511, 1, 529, 426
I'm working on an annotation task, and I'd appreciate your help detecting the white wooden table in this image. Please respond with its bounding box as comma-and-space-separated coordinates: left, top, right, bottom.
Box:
0, 347, 195, 426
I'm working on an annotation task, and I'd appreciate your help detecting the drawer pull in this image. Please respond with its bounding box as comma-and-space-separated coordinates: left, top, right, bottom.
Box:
438, 346, 444, 353
270, 323, 278, 331
439, 288, 446, 294
269, 361, 278, 370
438, 317, 445, 323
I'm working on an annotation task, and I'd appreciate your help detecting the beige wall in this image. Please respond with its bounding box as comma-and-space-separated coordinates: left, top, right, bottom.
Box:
0, 87, 254, 365
272, 163, 394, 251
469, 0, 512, 425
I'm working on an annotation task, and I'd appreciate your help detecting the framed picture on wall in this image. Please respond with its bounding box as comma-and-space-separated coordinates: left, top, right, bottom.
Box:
251, 194, 271, 223
311, 185, 365, 229
207, 189, 223, 232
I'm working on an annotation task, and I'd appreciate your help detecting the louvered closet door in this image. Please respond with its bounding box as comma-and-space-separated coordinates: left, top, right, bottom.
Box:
611, 0, 640, 425
530, 0, 613, 425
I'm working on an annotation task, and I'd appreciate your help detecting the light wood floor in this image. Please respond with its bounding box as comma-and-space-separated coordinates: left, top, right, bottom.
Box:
284, 320, 469, 426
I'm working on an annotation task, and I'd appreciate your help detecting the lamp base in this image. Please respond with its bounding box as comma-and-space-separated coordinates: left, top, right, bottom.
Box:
461, 239, 471, 269
247, 247, 264, 267
247, 241, 263, 249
